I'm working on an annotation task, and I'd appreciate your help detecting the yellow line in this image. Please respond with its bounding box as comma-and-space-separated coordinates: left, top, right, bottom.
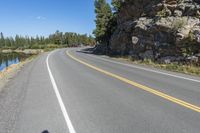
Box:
66, 50, 200, 113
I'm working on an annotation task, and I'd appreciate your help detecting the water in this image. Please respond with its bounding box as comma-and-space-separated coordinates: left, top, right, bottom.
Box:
0, 53, 30, 71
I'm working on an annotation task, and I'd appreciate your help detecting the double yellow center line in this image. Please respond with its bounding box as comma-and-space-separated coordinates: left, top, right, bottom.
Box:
66, 50, 200, 113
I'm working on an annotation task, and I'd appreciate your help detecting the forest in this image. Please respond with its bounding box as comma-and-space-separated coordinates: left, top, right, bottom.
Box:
0, 31, 95, 49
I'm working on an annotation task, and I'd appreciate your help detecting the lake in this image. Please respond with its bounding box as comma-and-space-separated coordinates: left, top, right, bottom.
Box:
0, 53, 30, 72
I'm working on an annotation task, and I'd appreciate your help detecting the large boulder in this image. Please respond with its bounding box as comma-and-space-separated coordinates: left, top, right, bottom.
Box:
110, 0, 200, 64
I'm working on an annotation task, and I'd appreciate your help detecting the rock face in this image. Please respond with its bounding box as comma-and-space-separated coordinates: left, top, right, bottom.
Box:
110, 0, 200, 64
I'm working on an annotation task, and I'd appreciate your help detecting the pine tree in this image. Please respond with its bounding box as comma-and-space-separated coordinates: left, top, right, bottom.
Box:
93, 0, 113, 46
112, 0, 122, 12
0, 32, 5, 48
0, 32, 95, 49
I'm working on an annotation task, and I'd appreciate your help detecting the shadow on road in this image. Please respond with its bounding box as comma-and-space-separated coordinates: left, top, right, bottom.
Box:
76, 47, 95, 54
76, 47, 121, 58
42, 130, 49, 133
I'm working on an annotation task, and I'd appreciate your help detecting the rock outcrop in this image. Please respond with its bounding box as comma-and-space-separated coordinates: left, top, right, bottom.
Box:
110, 0, 200, 64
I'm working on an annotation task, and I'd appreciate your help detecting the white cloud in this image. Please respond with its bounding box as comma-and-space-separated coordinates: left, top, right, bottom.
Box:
36, 16, 46, 20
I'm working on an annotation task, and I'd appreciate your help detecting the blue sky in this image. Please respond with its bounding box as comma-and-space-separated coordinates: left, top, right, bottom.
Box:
0, 0, 111, 37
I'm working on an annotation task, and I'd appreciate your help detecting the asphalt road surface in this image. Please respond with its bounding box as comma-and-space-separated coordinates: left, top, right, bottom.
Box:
0, 47, 200, 133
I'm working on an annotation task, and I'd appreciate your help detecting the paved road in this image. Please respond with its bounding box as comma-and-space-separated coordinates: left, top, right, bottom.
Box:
0, 48, 200, 133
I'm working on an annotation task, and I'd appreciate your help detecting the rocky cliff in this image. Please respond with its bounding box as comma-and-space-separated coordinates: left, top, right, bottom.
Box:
110, 0, 200, 64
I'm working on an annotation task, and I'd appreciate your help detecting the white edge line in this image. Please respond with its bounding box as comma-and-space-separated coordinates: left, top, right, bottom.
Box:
46, 50, 76, 133
85, 53, 200, 83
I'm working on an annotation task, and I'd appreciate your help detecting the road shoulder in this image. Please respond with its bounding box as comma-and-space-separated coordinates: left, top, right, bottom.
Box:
0, 55, 37, 92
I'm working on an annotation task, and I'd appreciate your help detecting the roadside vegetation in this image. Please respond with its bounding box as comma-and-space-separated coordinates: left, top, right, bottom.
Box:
0, 30, 95, 72
0, 31, 95, 51
112, 56, 200, 76
93, 0, 118, 53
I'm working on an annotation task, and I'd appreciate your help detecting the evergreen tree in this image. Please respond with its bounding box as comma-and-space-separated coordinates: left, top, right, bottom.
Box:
0, 32, 5, 47
0, 31, 95, 49
93, 0, 113, 46
112, 0, 122, 12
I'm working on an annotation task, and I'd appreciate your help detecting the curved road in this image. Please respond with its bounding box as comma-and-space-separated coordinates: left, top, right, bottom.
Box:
0, 48, 200, 133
